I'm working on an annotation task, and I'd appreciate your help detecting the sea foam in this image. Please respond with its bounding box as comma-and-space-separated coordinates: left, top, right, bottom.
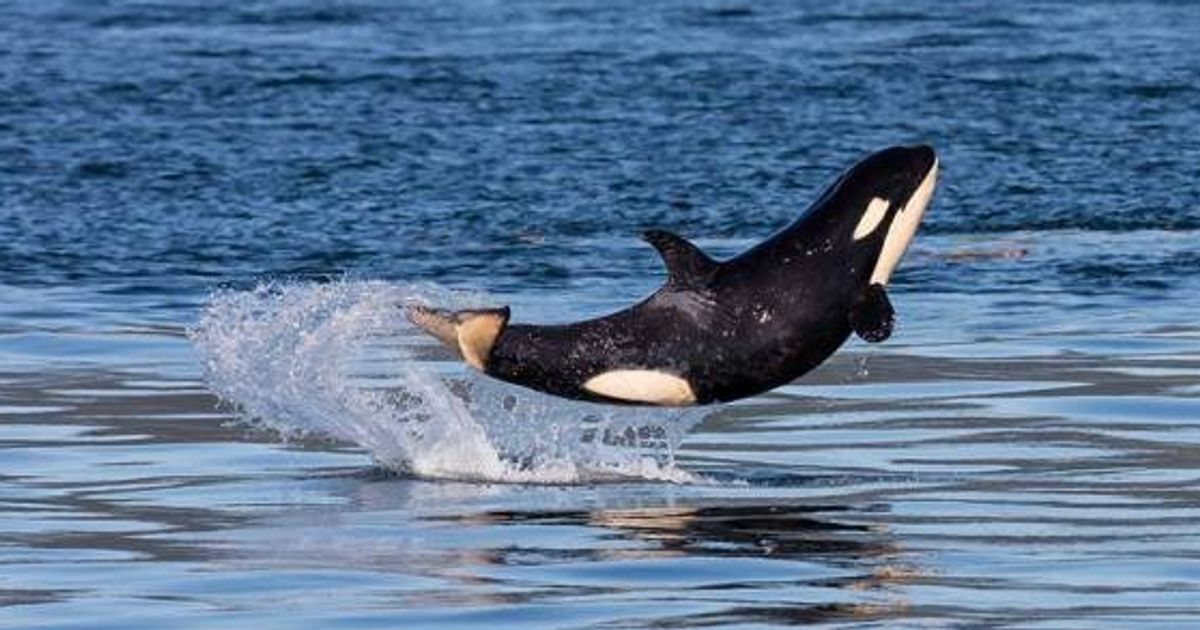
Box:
189, 280, 707, 484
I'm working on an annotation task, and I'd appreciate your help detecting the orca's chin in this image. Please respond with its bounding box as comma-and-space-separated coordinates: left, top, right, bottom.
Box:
870, 156, 938, 285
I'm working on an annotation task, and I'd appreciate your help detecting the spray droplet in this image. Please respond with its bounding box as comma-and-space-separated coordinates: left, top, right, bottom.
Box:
856, 355, 871, 379
190, 280, 708, 484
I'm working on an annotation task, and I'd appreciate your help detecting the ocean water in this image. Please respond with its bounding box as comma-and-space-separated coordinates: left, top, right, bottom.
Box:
3, 0, 1200, 627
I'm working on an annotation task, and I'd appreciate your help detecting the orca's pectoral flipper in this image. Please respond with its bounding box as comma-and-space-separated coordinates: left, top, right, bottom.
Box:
405, 305, 510, 370
642, 229, 718, 289
849, 283, 894, 343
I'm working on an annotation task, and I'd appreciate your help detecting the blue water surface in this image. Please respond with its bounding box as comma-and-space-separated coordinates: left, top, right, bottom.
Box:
2, 1, 1200, 628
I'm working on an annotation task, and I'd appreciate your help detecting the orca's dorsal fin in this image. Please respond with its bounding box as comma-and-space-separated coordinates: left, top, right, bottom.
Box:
642, 229, 718, 289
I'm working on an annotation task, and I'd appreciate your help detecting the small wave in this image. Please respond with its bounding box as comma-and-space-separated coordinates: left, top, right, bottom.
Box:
800, 10, 936, 25
234, 7, 371, 27
72, 159, 132, 179
900, 33, 976, 49
699, 7, 756, 19
189, 280, 707, 484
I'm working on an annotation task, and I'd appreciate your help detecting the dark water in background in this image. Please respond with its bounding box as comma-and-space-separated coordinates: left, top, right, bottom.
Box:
3, 1, 1200, 628
3, 0, 1200, 291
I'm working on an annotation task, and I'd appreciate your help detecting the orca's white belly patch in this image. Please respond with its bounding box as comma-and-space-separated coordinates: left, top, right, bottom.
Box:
583, 370, 697, 406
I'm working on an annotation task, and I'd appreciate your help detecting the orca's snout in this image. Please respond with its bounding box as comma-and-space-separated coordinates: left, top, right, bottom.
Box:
887, 144, 936, 180
857, 144, 937, 188
907, 144, 937, 174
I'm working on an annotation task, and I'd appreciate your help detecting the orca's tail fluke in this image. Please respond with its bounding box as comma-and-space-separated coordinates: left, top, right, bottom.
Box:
405, 305, 510, 371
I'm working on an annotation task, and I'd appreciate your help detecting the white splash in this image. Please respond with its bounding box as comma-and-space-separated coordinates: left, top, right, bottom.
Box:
189, 280, 707, 484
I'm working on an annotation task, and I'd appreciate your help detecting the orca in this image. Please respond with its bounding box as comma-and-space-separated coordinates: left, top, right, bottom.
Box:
408, 145, 938, 406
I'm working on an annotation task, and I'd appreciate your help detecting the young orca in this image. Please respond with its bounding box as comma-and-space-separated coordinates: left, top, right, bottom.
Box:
408, 145, 938, 406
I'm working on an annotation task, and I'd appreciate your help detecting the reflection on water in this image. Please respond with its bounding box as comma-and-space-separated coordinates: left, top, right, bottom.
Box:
208, 473, 916, 626
5, 0, 1200, 623
3, 313, 1200, 627
421, 502, 920, 626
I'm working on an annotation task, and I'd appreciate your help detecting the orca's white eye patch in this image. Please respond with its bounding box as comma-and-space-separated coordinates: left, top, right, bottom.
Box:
853, 196, 890, 241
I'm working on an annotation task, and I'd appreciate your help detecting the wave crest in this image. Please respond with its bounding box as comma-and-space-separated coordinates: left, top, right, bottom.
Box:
189, 280, 707, 484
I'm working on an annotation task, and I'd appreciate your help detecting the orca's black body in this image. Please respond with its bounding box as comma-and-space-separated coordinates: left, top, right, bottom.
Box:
409, 145, 938, 406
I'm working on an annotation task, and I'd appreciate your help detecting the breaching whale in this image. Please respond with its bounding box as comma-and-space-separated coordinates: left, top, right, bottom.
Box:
408, 145, 938, 406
